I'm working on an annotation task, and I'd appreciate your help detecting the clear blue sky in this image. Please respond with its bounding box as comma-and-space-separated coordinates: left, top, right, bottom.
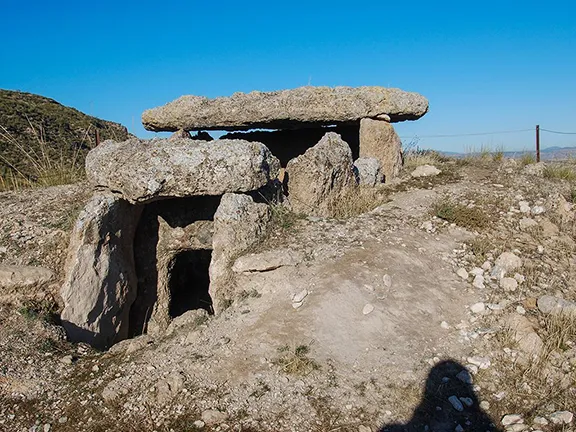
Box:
2, 0, 575, 152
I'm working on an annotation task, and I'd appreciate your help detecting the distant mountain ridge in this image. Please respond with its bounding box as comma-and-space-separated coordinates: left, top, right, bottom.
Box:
0, 89, 131, 177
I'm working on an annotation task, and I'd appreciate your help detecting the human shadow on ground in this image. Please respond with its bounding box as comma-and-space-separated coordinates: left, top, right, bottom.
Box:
380, 360, 503, 432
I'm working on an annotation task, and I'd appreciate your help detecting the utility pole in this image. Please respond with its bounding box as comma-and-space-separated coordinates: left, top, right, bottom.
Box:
536, 125, 540, 163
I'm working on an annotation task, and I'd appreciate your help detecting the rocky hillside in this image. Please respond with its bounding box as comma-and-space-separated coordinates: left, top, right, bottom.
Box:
0, 89, 130, 178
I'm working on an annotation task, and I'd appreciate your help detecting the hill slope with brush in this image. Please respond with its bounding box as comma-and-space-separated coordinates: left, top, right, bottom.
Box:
0, 89, 131, 182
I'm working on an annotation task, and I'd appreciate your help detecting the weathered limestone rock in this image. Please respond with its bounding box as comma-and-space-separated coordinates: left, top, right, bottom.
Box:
0, 265, 53, 290
411, 164, 441, 178
209, 193, 271, 310
129, 196, 220, 337
232, 248, 305, 273
359, 118, 403, 181
503, 314, 543, 358
142, 86, 429, 132
146, 216, 214, 335
537, 295, 576, 315
86, 138, 280, 204
60, 195, 142, 349
353, 157, 384, 186
491, 252, 522, 279
285, 132, 356, 217
0, 265, 54, 303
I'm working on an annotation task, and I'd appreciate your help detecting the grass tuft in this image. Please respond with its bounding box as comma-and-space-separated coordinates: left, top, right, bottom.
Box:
432, 199, 490, 230
543, 165, 576, 181
403, 147, 445, 170
327, 185, 389, 219
540, 311, 576, 355
520, 152, 536, 166
274, 342, 320, 375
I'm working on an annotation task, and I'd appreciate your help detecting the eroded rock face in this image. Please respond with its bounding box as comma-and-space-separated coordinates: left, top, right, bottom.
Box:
142, 86, 429, 132
129, 196, 220, 337
60, 194, 142, 349
359, 118, 403, 182
285, 132, 356, 217
209, 193, 271, 310
86, 138, 280, 204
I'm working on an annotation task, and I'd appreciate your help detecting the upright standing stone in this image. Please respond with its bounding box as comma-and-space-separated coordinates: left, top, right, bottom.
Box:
209, 193, 271, 311
60, 195, 142, 349
359, 118, 403, 182
285, 132, 356, 217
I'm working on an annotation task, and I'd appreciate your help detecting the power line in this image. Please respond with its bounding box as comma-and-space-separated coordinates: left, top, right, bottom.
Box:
541, 128, 576, 135
400, 128, 533, 139
400, 127, 576, 139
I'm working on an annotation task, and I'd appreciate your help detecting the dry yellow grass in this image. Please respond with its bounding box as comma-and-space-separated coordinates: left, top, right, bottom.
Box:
0, 121, 85, 191
327, 185, 389, 219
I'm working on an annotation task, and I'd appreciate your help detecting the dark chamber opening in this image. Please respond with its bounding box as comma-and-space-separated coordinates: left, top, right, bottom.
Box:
169, 249, 214, 317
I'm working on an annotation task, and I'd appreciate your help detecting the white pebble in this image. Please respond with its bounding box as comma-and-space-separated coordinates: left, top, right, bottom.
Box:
470, 302, 485, 314
501, 414, 523, 426
362, 304, 374, 315
456, 268, 469, 280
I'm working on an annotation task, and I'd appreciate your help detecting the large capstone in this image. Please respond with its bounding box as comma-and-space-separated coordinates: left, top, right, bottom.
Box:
142, 86, 429, 132
86, 138, 280, 204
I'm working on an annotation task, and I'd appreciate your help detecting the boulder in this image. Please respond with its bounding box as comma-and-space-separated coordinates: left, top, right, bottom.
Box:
353, 157, 384, 186
0, 265, 53, 290
60, 194, 142, 349
142, 86, 429, 132
0, 265, 54, 303
86, 138, 280, 204
209, 193, 271, 310
285, 132, 356, 217
359, 118, 403, 181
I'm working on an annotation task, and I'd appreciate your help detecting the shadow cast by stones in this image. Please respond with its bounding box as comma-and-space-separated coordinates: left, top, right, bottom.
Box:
380, 360, 502, 432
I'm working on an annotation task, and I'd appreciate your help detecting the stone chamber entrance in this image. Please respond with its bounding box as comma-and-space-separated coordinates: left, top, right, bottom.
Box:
128, 196, 221, 337
168, 249, 213, 318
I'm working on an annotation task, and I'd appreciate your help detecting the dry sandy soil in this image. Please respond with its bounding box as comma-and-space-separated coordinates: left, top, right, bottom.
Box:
0, 157, 575, 432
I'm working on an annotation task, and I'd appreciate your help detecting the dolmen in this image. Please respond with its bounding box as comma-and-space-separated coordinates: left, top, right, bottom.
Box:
142, 86, 428, 182
60, 85, 428, 349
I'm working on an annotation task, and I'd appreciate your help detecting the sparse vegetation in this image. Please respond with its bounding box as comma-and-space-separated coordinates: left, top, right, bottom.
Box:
520, 152, 536, 166
403, 147, 445, 170
540, 311, 576, 355
270, 203, 301, 230
17, 298, 59, 324
327, 185, 389, 219
0, 123, 85, 190
432, 199, 490, 230
543, 164, 576, 181
274, 342, 320, 375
